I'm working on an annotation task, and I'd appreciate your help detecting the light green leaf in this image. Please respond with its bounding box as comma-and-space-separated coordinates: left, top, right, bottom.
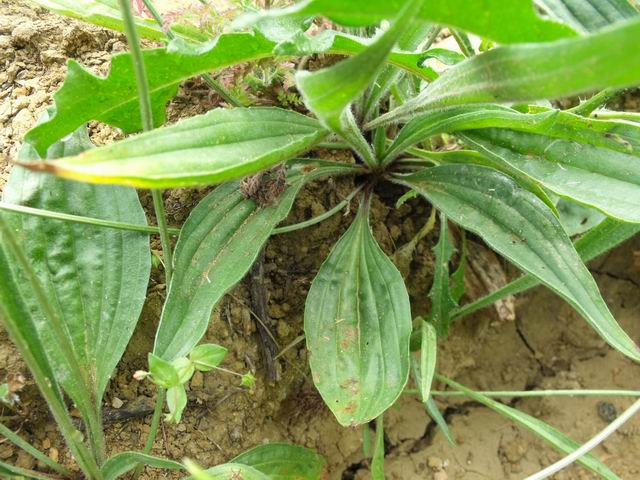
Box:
2, 122, 150, 408
148, 353, 180, 388
305, 202, 412, 426
250, 0, 575, 43
101, 452, 183, 480
371, 415, 385, 480
28, 108, 327, 188
452, 218, 640, 321
190, 344, 228, 372
398, 165, 640, 362
536, 0, 638, 32
374, 17, 640, 126
166, 385, 187, 424
424, 397, 456, 446
295, 0, 424, 165
153, 177, 302, 360
232, 443, 327, 480
172, 358, 195, 384
185, 460, 268, 480
428, 216, 457, 337
419, 321, 438, 401
25, 29, 438, 156
438, 375, 620, 479
0, 384, 8, 404
29, 0, 167, 40
556, 199, 606, 237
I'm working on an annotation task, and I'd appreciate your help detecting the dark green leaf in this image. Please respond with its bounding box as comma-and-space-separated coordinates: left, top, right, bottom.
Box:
398, 165, 640, 361
438, 375, 619, 479
428, 216, 457, 336
536, 0, 638, 32
29, 108, 327, 188
101, 452, 183, 480
154, 177, 303, 360
232, 443, 327, 480
305, 202, 412, 426
190, 344, 228, 372
424, 397, 456, 446
452, 218, 640, 321
252, 0, 575, 43
374, 18, 640, 126
2, 124, 150, 406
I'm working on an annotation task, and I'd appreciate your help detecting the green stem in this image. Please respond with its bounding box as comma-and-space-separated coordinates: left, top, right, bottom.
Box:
140, 0, 243, 107
0, 202, 181, 236
132, 388, 166, 480
405, 389, 640, 398
0, 459, 62, 480
118, 0, 175, 285
0, 422, 73, 477
0, 218, 102, 479
569, 87, 623, 116
592, 110, 640, 122
316, 142, 351, 150
273, 185, 363, 234
451, 29, 474, 57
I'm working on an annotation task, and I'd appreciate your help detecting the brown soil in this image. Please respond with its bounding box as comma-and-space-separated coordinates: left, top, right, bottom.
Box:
1, 2, 640, 479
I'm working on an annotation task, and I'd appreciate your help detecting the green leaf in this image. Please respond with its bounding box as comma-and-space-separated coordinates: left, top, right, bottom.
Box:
101, 452, 183, 480
398, 164, 640, 362
0, 384, 8, 404
148, 353, 180, 388
428, 216, 457, 337
0, 461, 51, 480
252, 0, 575, 43
189, 344, 228, 372
186, 462, 268, 480
29, 0, 167, 40
2, 123, 150, 406
424, 397, 456, 446
374, 17, 640, 126
295, 0, 424, 165
232, 443, 327, 480
556, 199, 606, 237
438, 375, 620, 479
166, 385, 187, 424
24, 30, 437, 156
28, 108, 327, 188
371, 415, 385, 480
459, 111, 640, 223
154, 176, 303, 360
172, 358, 196, 384
536, 0, 638, 33
419, 321, 438, 401
305, 201, 412, 426
452, 218, 640, 321
240, 373, 256, 389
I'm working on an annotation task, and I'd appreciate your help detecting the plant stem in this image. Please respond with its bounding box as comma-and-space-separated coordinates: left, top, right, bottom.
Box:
140, 0, 243, 107
0, 422, 73, 477
0, 202, 181, 236
132, 387, 166, 480
272, 185, 363, 234
405, 389, 640, 398
592, 110, 640, 122
118, 0, 175, 284
525, 398, 640, 480
0, 218, 102, 479
569, 87, 623, 116
451, 29, 474, 57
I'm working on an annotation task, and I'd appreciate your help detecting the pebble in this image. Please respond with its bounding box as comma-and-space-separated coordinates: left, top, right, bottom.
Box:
48, 447, 59, 463
111, 397, 124, 409
427, 456, 443, 470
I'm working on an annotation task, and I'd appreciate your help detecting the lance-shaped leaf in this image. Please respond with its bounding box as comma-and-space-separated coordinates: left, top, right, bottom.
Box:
26, 108, 328, 188
459, 110, 640, 223
25, 30, 437, 156
535, 0, 638, 33
397, 164, 640, 362
295, 0, 424, 164
305, 202, 412, 426
101, 452, 183, 480
438, 375, 619, 479
249, 0, 575, 43
232, 444, 327, 480
452, 217, 640, 321
154, 176, 304, 360
372, 17, 640, 127
428, 216, 457, 337
2, 124, 151, 406
189, 463, 268, 480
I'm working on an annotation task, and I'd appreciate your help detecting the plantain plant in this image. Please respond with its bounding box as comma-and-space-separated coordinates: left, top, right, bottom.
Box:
2, 0, 640, 478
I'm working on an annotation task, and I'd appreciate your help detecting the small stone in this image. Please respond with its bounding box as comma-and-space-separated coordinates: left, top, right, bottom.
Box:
42, 438, 51, 449
111, 397, 124, 409
427, 456, 443, 470
276, 320, 290, 337
434, 471, 448, 480
48, 447, 59, 463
